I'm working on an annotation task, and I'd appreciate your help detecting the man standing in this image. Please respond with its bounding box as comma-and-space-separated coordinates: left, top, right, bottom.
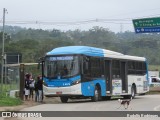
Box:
34, 77, 39, 102
37, 75, 43, 102
24, 73, 30, 100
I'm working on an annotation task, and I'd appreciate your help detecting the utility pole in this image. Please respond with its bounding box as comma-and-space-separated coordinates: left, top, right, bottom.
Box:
1, 8, 7, 93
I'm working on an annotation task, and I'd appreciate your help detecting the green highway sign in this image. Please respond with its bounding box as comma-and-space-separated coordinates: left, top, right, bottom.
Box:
132, 17, 160, 33
133, 17, 160, 28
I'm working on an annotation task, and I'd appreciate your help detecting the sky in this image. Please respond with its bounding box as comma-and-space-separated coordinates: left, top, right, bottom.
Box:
0, 0, 160, 33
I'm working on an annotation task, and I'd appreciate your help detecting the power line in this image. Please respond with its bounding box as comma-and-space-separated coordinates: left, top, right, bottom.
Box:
0, 13, 159, 28
1, 19, 131, 26
2, 13, 159, 26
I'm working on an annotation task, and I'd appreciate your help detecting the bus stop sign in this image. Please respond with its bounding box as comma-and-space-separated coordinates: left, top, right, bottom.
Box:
132, 17, 160, 33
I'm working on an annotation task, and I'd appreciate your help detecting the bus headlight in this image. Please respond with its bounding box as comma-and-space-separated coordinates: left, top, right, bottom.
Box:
43, 81, 48, 87
71, 80, 81, 86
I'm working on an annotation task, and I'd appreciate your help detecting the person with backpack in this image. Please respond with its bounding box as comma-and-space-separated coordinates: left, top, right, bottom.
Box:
29, 74, 35, 100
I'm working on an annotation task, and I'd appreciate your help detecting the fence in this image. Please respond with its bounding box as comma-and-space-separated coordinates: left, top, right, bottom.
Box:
0, 63, 40, 96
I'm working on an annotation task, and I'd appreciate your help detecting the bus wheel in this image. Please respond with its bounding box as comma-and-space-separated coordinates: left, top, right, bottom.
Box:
60, 96, 68, 103
91, 86, 100, 102
102, 96, 111, 100
123, 95, 131, 99
131, 85, 136, 98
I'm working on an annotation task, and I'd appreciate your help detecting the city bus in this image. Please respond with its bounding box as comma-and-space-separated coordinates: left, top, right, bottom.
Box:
40, 46, 149, 103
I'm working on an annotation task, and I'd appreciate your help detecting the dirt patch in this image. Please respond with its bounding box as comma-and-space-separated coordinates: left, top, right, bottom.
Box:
0, 97, 61, 111
0, 100, 39, 120
149, 86, 160, 92
0, 100, 39, 111
43, 97, 60, 104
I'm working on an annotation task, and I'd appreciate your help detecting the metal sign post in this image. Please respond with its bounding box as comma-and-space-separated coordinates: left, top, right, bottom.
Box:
19, 64, 25, 100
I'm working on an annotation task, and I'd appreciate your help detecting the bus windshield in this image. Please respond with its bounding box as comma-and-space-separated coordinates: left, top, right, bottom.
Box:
44, 56, 79, 79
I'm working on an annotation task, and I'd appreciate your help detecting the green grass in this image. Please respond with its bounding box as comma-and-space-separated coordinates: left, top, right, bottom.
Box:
0, 93, 22, 107
148, 65, 160, 71
4, 84, 18, 92
146, 91, 160, 95
0, 83, 22, 106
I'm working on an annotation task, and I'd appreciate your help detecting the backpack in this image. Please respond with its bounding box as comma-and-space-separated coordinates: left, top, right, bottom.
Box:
29, 79, 35, 88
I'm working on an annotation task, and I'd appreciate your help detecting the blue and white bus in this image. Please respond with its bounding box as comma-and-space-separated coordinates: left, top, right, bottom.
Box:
41, 46, 149, 103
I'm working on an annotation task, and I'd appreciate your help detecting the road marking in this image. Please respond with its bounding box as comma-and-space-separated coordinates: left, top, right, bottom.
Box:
153, 105, 160, 111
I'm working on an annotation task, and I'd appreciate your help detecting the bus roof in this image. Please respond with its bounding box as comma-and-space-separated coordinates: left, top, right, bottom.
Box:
47, 46, 104, 57
46, 46, 146, 61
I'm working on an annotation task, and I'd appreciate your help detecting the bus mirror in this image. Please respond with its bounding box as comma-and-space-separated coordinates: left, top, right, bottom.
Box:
37, 57, 44, 69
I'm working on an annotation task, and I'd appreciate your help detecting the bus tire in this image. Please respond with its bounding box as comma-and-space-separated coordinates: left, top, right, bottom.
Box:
131, 85, 136, 98
123, 95, 131, 99
45, 95, 53, 97
140, 93, 145, 96
91, 86, 100, 102
60, 96, 68, 103
102, 96, 111, 100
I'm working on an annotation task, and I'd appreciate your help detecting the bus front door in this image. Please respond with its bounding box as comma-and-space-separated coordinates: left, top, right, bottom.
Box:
105, 60, 112, 95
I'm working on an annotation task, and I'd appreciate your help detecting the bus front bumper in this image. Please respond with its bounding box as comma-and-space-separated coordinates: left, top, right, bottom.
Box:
43, 83, 82, 96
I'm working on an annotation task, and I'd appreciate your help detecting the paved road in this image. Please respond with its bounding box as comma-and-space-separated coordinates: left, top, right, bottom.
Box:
3, 95, 160, 120
22, 95, 160, 111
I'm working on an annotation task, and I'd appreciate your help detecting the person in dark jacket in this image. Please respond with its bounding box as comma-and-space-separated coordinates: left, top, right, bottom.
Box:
36, 75, 43, 102
24, 73, 30, 100
34, 77, 39, 102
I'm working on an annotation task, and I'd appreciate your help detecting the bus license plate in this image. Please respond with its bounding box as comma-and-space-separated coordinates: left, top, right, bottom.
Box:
56, 92, 62, 94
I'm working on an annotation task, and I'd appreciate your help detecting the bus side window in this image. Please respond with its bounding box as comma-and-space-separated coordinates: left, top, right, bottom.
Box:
83, 57, 89, 74
84, 64, 88, 74
83, 56, 91, 81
